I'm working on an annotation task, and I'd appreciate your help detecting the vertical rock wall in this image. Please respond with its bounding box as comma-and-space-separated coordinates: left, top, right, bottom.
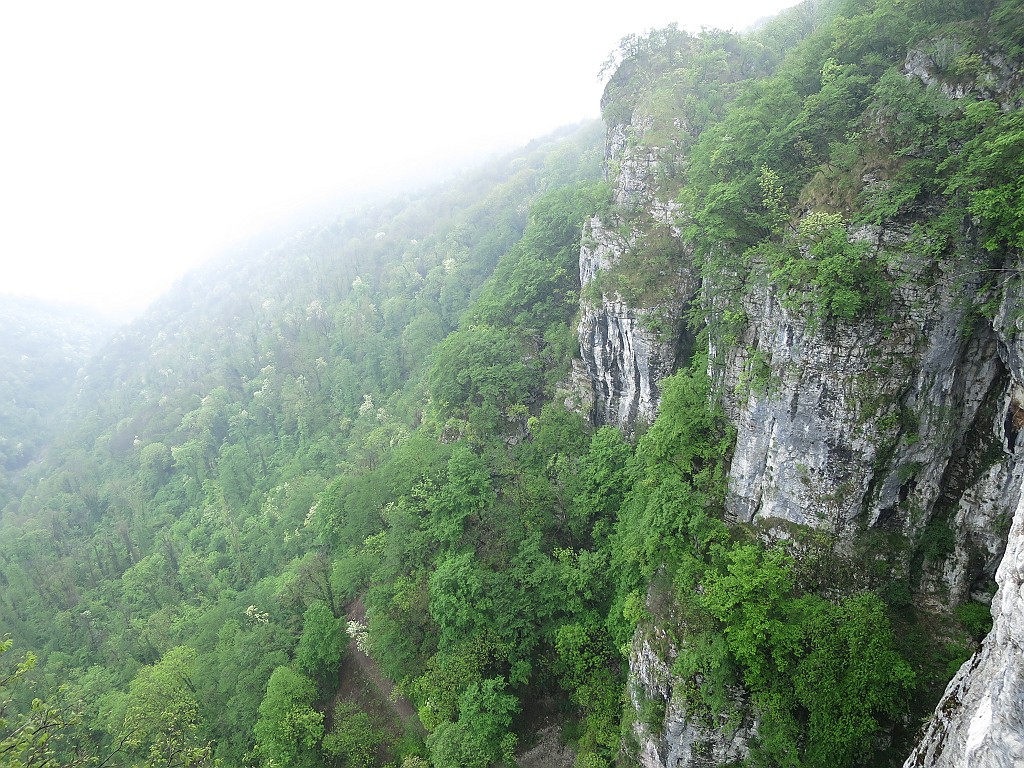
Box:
629, 624, 756, 768
903, 286, 1024, 767
904, 483, 1024, 768
718, 235, 1015, 568
626, 227, 1021, 767
574, 124, 694, 432
581, 24, 1024, 768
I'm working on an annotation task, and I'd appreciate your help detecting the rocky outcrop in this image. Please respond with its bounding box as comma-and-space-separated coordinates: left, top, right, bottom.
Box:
628, 607, 756, 768
574, 121, 693, 432
903, 45, 1024, 109
903, 479, 1024, 767
577, 296, 676, 429
717, 278, 918, 530
903, 281, 1024, 767
625, 225, 1020, 766
583, 12, 1024, 768
719, 236, 1014, 561
577, 216, 686, 429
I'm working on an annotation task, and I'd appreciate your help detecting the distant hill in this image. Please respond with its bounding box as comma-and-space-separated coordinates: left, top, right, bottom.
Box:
0, 295, 116, 500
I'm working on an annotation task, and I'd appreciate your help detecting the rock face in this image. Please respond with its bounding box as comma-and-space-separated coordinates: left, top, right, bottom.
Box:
903, 479, 1024, 768
628, 598, 757, 768
903, 295, 1024, 768
577, 294, 675, 429
719, 238, 1015, 565
577, 216, 686, 429
574, 123, 694, 432
582, 23, 1024, 768
625, 231, 1023, 767
903, 46, 1024, 109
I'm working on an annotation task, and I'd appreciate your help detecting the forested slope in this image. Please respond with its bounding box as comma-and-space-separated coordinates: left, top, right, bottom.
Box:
0, 123, 613, 766
2, 0, 1023, 767
0, 297, 114, 504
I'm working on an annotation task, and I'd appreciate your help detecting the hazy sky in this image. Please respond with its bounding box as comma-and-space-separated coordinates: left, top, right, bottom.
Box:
1, 1, 797, 319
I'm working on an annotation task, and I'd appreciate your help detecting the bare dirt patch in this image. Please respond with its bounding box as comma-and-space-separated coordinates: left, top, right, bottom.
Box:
329, 598, 422, 734
517, 724, 576, 768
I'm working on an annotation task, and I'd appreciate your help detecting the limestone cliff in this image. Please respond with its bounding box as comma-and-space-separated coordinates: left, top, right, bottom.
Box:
574, 121, 694, 431
628, 621, 755, 768
902, 288, 1024, 768
904, 476, 1024, 767
580, 5, 1024, 767
719, 230, 1015, 567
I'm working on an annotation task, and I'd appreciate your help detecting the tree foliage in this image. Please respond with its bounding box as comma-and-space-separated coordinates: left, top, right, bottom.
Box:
0, 639, 91, 768
295, 601, 345, 689
0, 1, 1017, 764
253, 666, 323, 768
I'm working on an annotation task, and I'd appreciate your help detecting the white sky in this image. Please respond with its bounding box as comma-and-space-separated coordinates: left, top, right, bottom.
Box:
0, 0, 796, 320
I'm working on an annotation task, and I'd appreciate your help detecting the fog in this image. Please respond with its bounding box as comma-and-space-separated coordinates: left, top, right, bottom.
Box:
0, 0, 797, 320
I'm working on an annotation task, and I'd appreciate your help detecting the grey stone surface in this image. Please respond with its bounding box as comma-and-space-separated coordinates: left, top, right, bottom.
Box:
905, 281, 1024, 767
904, 484, 1024, 768
574, 109, 691, 432
629, 617, 755, 768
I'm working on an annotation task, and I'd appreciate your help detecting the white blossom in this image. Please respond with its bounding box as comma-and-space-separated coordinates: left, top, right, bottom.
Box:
346, 620, 370, 654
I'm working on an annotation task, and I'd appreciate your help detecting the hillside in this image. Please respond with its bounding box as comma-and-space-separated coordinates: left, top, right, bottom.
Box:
1, 1, 1023, 767
0, 122, 609, 766
0, 296, 114, 504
